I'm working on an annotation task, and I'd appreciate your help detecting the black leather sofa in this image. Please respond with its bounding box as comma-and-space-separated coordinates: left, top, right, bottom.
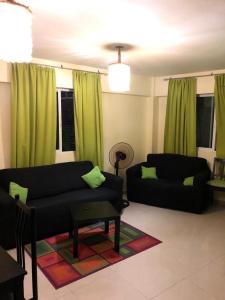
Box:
126, 153, 212, 213
0, 161, 123, 250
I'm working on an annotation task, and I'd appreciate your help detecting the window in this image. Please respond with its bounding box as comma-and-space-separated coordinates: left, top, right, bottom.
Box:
196, 94, 215, 148
56, 89, 75, 151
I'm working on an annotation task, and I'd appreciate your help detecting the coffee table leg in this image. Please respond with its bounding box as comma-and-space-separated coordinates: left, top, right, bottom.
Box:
73, 224, 78, 258
69, 230, 73, 238
114, 217, 120, 253
104, 220, 109, 234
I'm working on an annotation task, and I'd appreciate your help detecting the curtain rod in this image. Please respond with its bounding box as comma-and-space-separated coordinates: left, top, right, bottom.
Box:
32, 62, 108, 75
164, 72, 224, 81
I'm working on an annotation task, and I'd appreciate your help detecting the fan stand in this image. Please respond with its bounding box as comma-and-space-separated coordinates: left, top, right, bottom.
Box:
114, 151, 126, 175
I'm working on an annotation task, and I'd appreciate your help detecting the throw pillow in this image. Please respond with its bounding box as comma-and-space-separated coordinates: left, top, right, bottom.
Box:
82, 166, 106, 189
183, 176, 194, 186
141, 166, 158, 179
9, 182, 28, 204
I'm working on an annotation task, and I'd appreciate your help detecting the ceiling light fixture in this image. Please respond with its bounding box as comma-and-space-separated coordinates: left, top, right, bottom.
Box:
0, 0, 32, 62
108, 46, 130, 92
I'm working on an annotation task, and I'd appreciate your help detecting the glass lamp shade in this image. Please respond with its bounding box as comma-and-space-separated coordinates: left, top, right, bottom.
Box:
0, 1, 32, 62
108, 63, 131, 92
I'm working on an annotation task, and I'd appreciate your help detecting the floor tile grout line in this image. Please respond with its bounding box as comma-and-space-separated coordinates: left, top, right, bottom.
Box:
147, 277, 190, 300
109, 267, 149, 299
189, 278, 218, 300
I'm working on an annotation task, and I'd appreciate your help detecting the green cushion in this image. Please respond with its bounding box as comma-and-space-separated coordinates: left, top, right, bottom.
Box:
207, 179, 225, 188
141, 166, 158, 179
9, 182, 28, 204
82, 166, 106, 189
183, 176, 194, 186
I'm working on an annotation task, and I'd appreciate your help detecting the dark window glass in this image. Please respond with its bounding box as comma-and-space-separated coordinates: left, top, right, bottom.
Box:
61, 91, 75, 151
196, 95, 214, 148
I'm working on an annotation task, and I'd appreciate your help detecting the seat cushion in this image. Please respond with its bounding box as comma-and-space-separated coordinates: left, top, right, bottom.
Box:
138, 178, 197, 200
140, 178, 184, 192
134, 178, 199, 210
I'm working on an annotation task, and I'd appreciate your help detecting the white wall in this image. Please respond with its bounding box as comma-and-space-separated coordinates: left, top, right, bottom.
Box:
101, 72, 153, 173
102, 93, 152, 174
0, 82, 10, 168
152, 96, 167, 154
0, 59, 152, 173
0, 61, 10, 83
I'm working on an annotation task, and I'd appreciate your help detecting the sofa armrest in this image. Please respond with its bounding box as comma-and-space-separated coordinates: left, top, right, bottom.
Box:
194, 169, 211, 186
126, 162, 151, 179
126, 163, 143, 179
102, 172, 123, 198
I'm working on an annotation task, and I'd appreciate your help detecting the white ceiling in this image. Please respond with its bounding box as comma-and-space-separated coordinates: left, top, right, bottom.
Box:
22, 0, 225, 75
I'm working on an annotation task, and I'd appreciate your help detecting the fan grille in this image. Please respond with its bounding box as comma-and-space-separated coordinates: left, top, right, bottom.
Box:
109, 142, 134, 169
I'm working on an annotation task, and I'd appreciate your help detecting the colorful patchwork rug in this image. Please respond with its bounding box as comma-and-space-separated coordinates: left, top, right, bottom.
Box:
26, 221, 161, 289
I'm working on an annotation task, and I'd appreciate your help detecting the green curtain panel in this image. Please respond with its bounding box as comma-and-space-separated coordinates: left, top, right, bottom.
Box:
73, 71, 103, 169
214, 74, 225, 158
164, 78, 197, 156
11, 63, 56, 168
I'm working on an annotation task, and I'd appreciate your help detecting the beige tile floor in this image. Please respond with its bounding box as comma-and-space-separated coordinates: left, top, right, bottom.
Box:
8, 200, 225, 300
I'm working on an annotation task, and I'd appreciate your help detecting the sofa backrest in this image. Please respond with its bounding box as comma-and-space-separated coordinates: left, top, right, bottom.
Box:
0, 161, 93, 201
147, 153, 209, 180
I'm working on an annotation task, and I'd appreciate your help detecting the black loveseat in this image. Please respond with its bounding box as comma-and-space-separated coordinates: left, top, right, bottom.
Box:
0, 161, 123, 250
126, 153, 212, 213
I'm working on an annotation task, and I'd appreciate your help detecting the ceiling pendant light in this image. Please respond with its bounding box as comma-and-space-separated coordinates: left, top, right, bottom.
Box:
0, 0, 32, 62
108, 46, 131, 92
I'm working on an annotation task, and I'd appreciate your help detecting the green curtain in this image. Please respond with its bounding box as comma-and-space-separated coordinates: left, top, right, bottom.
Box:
214, 74, 225, 158
164, 78, 197, 156
73, 71, 103, 169
11, 63, 56, 168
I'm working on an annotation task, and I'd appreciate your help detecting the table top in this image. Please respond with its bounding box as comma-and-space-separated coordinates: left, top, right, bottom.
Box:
70, 201, 121, 223
0, 246, 26, 285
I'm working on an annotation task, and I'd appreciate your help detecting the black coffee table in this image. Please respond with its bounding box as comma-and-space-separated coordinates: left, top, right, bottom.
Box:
70, 201, 121, 258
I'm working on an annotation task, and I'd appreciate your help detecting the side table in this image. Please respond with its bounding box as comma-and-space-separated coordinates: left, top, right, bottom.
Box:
207, 157, 225, 192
